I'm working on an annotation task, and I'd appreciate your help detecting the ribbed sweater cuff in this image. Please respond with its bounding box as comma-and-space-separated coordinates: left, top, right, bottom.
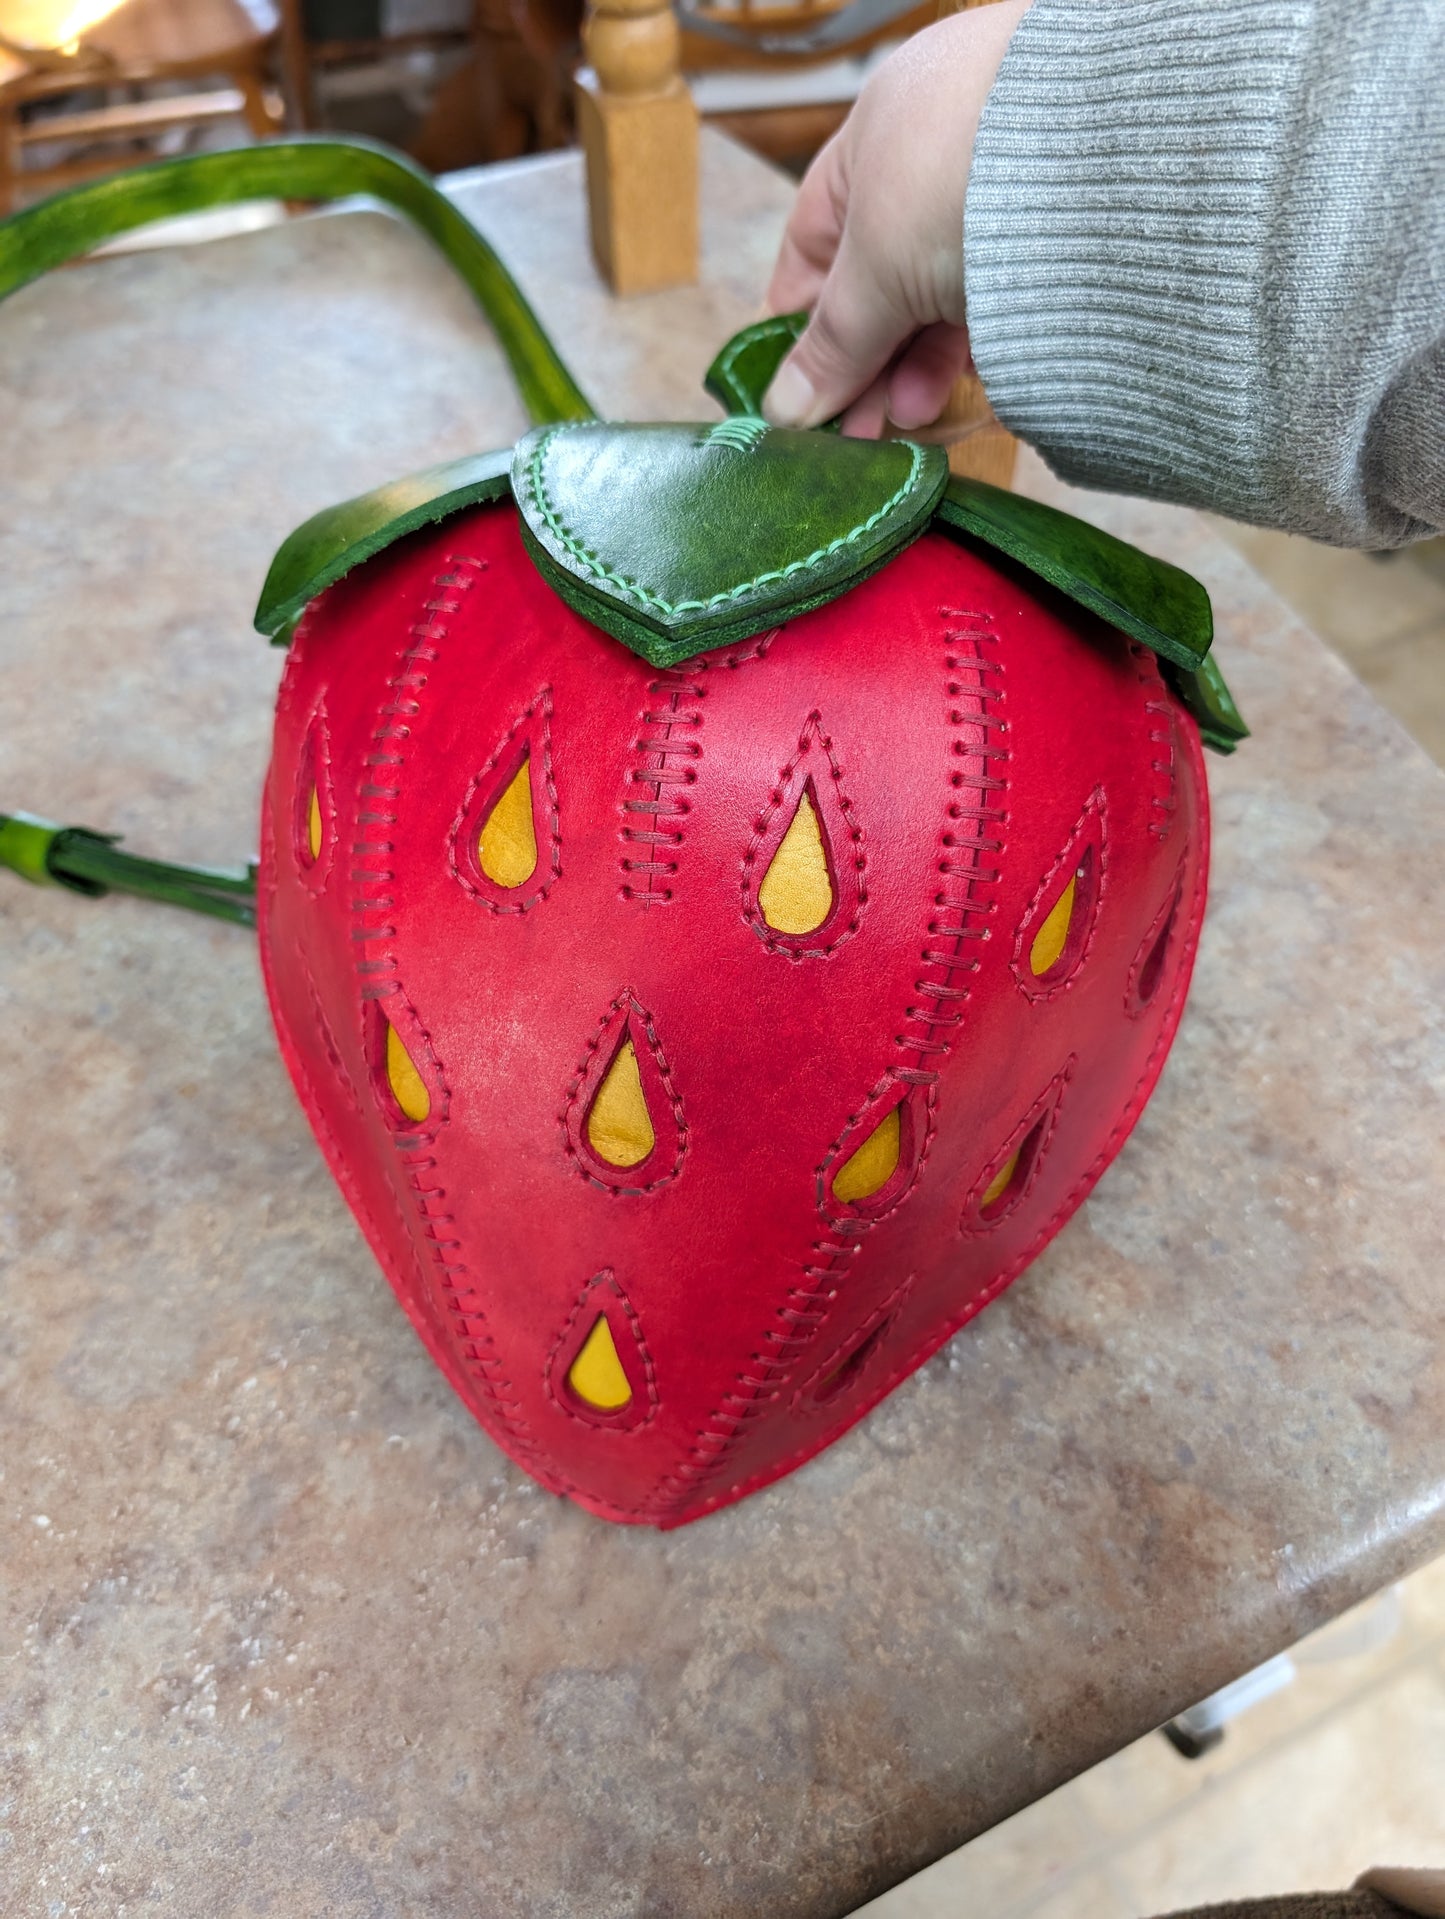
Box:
964, 0, 1314, 521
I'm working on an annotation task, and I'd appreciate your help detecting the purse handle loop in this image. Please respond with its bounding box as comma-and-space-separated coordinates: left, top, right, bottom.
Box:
0, 136, 593, 924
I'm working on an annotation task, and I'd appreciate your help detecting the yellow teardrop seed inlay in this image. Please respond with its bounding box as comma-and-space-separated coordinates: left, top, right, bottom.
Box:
567, 1314, 632, 1411
479, 756, 538, 888
981, 1146, 1021, 1210
306, 785, 323, 862
833, 1105, 901, 1204
1030, 875, 1077, 977
758, 788, 833, 935
586, 1038, 655, 1168
386, 1022, 430, 1123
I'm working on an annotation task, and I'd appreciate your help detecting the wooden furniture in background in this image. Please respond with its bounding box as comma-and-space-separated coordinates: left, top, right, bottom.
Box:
677, 0, 934, 172
576, 0, 697, 294
273, 0, 473, 132
0, 0, 282, 213
405, 0, 583, 173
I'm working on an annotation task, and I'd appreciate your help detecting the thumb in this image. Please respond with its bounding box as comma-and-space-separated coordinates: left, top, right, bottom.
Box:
762, 235, 913, 431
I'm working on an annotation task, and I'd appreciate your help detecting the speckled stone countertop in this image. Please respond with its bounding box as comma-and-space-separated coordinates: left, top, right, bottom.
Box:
1, 134, 1442, 1918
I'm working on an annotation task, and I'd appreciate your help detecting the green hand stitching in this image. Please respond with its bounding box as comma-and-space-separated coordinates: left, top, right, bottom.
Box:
525, 423, 929, 618
713, 314, 802, 410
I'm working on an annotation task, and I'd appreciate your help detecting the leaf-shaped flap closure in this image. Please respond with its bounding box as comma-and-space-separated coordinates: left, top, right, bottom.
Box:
254, 447, 514, 643
937, 475, 1213, 671
511, 419, 949, 667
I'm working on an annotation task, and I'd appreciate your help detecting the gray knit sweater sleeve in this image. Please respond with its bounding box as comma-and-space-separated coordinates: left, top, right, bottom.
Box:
963, 0, 1445, 548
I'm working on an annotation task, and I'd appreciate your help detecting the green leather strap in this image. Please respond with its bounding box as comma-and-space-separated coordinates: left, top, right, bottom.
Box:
0, 136, 593, 427
0, 813, 257, 925
0, 137, 594, 924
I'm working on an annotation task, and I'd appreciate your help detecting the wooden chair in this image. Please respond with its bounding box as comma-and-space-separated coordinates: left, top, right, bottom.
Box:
274, 0, 475, 135
677, 0, 937, 170
0, 0, 283, 213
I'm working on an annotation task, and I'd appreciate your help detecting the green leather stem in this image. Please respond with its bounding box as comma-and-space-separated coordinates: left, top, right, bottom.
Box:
0, 813, 257, 926
0, 136, 593, 427
704, 311, 809, 418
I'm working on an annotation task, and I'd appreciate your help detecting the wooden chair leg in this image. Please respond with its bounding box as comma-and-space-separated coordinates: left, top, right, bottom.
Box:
0, 101, 21, 216
275, 0, 316, 129
237, 65, 283, 139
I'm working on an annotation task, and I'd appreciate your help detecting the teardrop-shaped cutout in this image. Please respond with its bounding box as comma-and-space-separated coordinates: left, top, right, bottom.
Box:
586, 1038, 655, 1168
293, 704, 334, 887
759, 786, 833, 935
793, 1274, 914, 1414
549, 1271, 657, 1431
450, 692, 559, 912
962, 1064, 1073, 1232
564, 993, 685, 1192
1029, 875, 1076, 977
567, 1315, 633, 1411
1127, 862, 1187, 1017
980, 1145, 1021, 1212
743, 714, 865, 958
832, 1106, 900, 1204
386, 1022, 430, 1124
1013, 792, 1106, 999
821, 1077, 931, 1221
975, 1119, 1043, 1223
478, 754, 538, 888
365, 995, 445, 1134
814, 1315, 894, 1406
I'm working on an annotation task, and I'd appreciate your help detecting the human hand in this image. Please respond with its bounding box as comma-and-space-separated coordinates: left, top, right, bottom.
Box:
762, 0, 1031, 437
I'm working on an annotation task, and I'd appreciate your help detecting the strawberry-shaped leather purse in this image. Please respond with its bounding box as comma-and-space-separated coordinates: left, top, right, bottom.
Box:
0, 141, 1246, 1526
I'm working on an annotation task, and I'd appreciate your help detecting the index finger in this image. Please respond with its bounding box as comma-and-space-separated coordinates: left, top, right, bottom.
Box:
765, 133, 848, 316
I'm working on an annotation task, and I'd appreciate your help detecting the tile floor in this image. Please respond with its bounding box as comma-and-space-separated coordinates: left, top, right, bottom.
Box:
856, 529, 1445, 1919
1210, 522, 1445, 767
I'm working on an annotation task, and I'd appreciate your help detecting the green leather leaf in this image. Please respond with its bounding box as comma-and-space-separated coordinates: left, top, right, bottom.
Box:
1162, 653, 1250, 754
511, 419, 948, 666
937, 476, 1213, 671
0, 136, 592, 427
254, 447, 513, 641
704, 312, 809, 418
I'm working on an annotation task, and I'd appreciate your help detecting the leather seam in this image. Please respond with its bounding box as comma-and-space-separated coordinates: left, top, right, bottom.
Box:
650, 607, 1009, 1523
680, 803, 1208, 1523
343, 552, 538, 1454
1131, 642, 1178, 844
894, 610, 1010, 1064
620, 675, 705, 907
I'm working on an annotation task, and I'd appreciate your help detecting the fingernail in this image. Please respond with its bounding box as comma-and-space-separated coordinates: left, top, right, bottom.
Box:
762, 358, 816, 428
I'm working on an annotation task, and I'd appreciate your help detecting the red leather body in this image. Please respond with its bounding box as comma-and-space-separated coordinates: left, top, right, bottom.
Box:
258, 502, 1208, 1527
